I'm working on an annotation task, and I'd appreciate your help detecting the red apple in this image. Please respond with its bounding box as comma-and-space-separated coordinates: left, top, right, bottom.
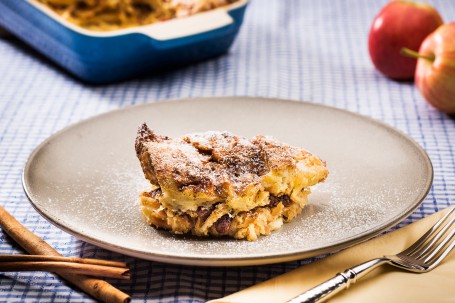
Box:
402, 23, 455, 114
368, 1, 443, 80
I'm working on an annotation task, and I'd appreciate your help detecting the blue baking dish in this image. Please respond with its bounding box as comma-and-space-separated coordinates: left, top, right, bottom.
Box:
0, 0, 248, 84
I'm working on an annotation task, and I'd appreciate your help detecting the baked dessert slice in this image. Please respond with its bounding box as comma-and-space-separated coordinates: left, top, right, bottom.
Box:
135, 123, 328, 241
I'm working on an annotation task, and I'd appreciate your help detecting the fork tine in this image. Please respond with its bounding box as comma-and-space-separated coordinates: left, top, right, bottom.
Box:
414, 214, 455, 260
402, 206, 455, 257
422, 226, 455, 266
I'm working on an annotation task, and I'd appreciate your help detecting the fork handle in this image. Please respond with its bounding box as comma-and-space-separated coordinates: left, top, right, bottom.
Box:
286, 258, 389, 303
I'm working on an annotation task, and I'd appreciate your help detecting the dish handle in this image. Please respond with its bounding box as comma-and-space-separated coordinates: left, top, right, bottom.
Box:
137, 9, 234, 43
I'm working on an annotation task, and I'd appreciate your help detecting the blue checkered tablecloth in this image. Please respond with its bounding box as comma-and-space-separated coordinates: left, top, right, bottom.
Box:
1, 0, 454, 302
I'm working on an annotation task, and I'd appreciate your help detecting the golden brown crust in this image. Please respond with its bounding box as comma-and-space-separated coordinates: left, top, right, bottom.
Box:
135, 123, 323, 201
37, 0, 240, 31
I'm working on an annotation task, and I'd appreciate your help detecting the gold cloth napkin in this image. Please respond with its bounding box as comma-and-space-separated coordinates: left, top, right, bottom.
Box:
208, 208, 455, 303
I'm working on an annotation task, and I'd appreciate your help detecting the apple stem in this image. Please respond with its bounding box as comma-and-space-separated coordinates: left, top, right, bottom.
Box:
400, 48, 435, 62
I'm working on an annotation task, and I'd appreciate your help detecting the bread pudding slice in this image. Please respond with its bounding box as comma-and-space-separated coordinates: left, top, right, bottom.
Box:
135, 123, 328, 241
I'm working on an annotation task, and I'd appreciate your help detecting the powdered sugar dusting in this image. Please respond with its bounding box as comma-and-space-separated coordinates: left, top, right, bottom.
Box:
45, 160, 425, 260
24, 99, 432, 265
135, 124, 309, 201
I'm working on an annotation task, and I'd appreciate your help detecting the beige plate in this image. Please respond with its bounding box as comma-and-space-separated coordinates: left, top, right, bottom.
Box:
22, 97, 433, 266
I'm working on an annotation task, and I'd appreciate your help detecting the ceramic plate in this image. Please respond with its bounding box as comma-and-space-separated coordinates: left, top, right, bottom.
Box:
23, 97, 433, 266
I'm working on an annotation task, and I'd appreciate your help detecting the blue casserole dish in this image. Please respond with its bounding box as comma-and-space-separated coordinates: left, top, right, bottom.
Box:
0, 0, 248, 84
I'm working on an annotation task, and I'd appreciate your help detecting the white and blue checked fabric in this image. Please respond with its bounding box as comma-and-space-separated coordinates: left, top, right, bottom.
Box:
1, 0, 454, 302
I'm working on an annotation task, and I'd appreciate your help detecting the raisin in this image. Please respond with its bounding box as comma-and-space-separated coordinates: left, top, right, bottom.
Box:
281, 195, 292, 207
215, 215, 232, 234
269, 194, 281, 207
269, 194, 292, 207
197, 206, 213, 221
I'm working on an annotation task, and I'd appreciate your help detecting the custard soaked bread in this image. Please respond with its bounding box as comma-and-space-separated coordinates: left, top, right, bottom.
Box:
135, 123, 328, 241
37, 0, 240, 31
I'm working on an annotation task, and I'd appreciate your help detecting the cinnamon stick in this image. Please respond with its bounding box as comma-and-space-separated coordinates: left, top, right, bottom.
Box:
0, 205, 131, 303
0, 261, 130, 279
0, 254, 128, 268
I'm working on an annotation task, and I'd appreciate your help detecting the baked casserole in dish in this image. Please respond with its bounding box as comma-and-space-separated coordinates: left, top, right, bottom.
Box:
0, 0, 248, 83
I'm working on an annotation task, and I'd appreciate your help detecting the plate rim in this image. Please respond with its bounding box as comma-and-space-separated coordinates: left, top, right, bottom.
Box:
22, 96, 434, 266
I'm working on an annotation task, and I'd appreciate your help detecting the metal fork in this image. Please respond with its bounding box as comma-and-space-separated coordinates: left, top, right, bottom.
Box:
286, 206, 455, 303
